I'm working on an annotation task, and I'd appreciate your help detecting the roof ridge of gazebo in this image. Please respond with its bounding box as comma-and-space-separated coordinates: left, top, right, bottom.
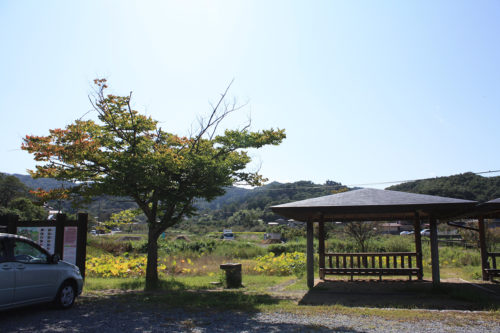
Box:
271, 187, 477, 209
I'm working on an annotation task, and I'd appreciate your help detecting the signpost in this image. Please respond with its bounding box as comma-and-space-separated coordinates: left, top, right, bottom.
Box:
0, 213, 88, 278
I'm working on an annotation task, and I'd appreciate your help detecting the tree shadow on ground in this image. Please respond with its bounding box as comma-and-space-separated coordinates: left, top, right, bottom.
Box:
0, 286, 365, 333
83, 278, 284, 312
299, 279, 500, 310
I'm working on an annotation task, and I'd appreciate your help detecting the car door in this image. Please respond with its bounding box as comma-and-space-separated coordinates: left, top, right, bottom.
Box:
11, 239, 60, 305
0, 239, 15, 308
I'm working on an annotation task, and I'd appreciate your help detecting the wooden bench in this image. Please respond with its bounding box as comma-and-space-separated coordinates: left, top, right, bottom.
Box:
321, 252, 421, 281
485, 252, 500, 280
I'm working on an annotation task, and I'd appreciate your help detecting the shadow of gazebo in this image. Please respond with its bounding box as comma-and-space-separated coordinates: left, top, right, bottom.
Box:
299, 279, 500, 311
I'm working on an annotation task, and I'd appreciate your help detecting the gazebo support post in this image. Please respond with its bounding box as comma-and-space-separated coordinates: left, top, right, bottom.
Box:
478, 216, 489, 281
306, 219, 314, 289
429, 217, 440, 287
318, 215, 325, 280
413, 212, 423, 280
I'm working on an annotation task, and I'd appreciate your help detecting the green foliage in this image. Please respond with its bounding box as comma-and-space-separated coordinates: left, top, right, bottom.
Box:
387, 172, 500, 202
267, 240, 311, 255
326, 235, 414, 253
0, 173, 47, 221
266, 225, 305, 241
6, 197, 47, 221
136, 239, 266, 259
254, 252, 306, 277
375, 235, 414, 252
104, 209, 139, 231
227, 209, 265, 231
88, 237, 134, 256
189, 180, 350, 230
431, 246, 481, 267
326, 238, 359, 253
0, 173, 30, 206
213, 241, 267, 259
343, 221, 377, 252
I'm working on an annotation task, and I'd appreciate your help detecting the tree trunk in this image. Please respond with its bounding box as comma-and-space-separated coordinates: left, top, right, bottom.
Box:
145, 227, 160, 290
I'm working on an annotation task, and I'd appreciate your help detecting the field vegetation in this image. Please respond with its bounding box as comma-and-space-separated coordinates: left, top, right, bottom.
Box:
85, 228, 497, 286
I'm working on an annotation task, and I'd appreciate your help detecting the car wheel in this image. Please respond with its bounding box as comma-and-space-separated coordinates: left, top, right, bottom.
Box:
55, 281, 76, 309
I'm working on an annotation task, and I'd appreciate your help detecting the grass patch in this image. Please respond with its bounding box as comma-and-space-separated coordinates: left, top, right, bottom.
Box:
82, 274, 500, 323
84, 276, 217, 291
83, 275, 287, 312
284, 277, 308, 291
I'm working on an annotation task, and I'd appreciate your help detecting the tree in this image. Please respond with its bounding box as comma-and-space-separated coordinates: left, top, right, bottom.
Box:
0, 173, 29, 207
227, 209, 264, 230
22, 79, 286, 289
105, 209, 139, 232
344, 221, 377, 252
6, 197, 47, 221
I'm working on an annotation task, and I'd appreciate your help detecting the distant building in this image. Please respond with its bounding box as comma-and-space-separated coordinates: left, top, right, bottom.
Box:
268, 219, 305, 229
379, 221, 413, 235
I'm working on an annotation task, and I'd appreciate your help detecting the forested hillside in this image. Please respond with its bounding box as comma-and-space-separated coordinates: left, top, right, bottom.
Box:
386, 172, 500, 202
181, 180, 350, 232
8, 171, 499, 231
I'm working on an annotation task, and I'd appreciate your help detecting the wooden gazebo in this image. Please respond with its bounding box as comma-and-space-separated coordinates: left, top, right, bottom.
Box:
271, 188, 484, 288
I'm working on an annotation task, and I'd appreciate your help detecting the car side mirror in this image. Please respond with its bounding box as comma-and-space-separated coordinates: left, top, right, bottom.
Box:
51, 254, 60, 264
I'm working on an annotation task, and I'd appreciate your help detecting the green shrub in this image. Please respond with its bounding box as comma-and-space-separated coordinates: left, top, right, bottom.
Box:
213, 241, 266, 259
438, 246, 481, 267
267, 241, 309, 255
254, 252, 306, 277
87, 237, 133, 255
375, 235, 414, 252
137, 239, 266, 259
325, 238, 358, 253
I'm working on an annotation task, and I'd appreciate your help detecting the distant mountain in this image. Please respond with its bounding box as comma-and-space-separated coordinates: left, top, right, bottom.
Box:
386, 172, 500, 202
195, 180, 350, 220
11, 174, 73, 191
9, 173, 351, 213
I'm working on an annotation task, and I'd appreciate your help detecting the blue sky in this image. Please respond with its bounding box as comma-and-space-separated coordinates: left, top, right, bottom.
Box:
1, 1, 499, 188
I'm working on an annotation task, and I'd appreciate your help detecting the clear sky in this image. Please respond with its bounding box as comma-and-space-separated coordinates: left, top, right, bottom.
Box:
1, 1, 499, 188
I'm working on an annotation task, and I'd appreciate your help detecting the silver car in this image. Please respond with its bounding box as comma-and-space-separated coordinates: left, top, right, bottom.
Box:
0, 233, 83, 310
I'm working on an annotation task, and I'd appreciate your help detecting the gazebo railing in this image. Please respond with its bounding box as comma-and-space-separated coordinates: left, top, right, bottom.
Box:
322, 252, 421, 281
485, 252, 500, 279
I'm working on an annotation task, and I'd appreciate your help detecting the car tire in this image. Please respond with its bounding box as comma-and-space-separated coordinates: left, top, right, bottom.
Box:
54, 281, 76, 309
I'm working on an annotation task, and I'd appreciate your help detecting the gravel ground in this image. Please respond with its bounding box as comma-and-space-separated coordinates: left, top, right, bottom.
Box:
0, 299, 498, 333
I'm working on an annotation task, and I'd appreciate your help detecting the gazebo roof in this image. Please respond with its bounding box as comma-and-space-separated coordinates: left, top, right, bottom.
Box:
470, 198, 500, 218
271, 188, 478, 222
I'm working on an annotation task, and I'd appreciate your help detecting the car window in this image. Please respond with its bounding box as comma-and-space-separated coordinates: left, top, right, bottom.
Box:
13, 240, 49, 264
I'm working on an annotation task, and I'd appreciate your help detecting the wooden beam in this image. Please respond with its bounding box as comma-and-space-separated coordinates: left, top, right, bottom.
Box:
478, 216, 489, 281
318, 215, 325, 280
55, 213, 66, 258
429, 217, 440, 287
76, 213, 88, 279
306, 219, 314, 289
413, 212, 423, 280
7, 214, 18, 234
